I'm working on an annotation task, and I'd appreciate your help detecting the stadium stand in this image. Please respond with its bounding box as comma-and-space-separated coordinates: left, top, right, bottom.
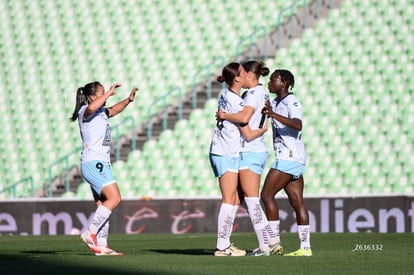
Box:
0, 0, 412, 199
0, 0, 310, 198
0, 0, 299, 197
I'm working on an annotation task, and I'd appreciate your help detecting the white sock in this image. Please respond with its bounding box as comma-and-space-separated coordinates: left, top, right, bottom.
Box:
97, 221, 109, 247
228, 204, 240, 247
89, 205, 112, 234
297, 225, 311, 250
216, 203, 234, 250
268, 220, 281, 245
229, 204, 239, 235
265, 224, 277, 246
245, 197, 269, 251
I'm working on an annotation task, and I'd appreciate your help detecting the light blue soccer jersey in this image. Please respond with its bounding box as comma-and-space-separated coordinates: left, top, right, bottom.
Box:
240, 84, 269, 153
209, 88, 244, 157
271, 93, 306, 165
78, 105, 111, 164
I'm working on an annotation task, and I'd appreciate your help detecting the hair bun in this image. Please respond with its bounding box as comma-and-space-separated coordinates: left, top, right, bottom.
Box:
261, 67, 270, 77
217, 75, 226, 83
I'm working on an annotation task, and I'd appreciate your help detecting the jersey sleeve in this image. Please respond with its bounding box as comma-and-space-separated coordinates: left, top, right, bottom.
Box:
243, 89, 259, 110
288, 96, 303, 120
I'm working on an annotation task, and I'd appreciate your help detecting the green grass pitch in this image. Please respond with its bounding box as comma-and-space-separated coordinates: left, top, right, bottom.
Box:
0, 233, 412, 274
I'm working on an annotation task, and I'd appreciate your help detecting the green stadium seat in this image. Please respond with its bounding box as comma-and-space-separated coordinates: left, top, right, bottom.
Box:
76, 182, 92, 200
158, 129, 175, 150
1, 0, 413, 198
61, 191, 76, 199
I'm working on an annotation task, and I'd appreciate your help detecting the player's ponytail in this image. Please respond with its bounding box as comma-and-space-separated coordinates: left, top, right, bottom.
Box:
70, 87, 86, 122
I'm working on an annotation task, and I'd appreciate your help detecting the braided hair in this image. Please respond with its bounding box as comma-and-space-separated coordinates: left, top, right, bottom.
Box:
273, 69, 295, 90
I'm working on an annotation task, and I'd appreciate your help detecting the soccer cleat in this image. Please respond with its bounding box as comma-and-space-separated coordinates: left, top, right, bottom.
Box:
269, 242, 284, 255
229, 243, 246, 256
214, 247, 233, 256
246, 248, 271, 256
95, 246, 124, 256
284, 248, 312, 256
80, 230, 100, 253
214, 244, 246, 256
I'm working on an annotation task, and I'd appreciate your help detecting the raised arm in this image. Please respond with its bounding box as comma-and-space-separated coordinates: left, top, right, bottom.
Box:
107, 87, 138, 118
84, 83, 120, 118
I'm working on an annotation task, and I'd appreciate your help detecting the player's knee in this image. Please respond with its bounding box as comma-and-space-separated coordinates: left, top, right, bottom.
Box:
107, 194, 121, 210
289, 197, 303, 209
260, 190, 272, 203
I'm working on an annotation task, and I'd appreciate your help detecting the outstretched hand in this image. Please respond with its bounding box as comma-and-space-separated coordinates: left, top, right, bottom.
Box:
128, 87, 138, 102
108, 83, 122, 96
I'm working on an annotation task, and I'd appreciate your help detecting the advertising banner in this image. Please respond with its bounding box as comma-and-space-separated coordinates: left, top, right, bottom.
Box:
0, 196, 412, 235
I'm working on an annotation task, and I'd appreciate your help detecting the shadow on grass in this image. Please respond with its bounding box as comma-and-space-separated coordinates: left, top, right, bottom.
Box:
21, 250, 73, 254
0, 253, 173, 275
147, 248, 213, 256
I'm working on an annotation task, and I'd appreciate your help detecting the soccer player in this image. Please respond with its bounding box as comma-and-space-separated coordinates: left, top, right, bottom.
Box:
70, 81, 138, 256
209, 62, 267, 256
216, 61, 281, 256
261, 69, 312, 256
